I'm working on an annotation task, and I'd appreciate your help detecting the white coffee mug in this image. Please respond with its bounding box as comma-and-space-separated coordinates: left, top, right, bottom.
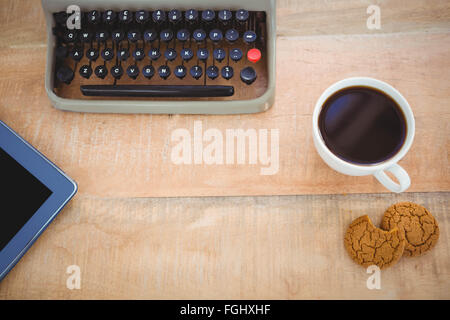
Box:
312, 77, 415, 193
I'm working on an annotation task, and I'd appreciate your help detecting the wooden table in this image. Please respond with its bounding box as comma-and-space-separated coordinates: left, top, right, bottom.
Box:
0, 0, 449, 299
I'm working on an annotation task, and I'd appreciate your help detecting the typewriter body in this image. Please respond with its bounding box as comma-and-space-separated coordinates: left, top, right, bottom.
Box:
41, 0, 276, 114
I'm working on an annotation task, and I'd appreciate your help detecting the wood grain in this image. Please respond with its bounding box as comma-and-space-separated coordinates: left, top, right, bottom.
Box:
0, 192, 448, 299
0, 0, 449, 300
1, 32, 449, 197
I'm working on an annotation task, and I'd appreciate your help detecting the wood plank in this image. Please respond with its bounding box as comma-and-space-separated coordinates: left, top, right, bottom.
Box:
1, 32, 449, 197
1, 0, 450, 49
0, 192, 448, 299
277, 0, 450, 36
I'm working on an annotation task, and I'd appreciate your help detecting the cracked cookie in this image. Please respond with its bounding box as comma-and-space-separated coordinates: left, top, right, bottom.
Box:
344, 215, 405, 269
381, 202, 439, 257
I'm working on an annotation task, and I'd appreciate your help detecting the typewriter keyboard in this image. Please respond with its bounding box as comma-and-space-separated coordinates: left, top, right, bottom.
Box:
52, 9, 269, 100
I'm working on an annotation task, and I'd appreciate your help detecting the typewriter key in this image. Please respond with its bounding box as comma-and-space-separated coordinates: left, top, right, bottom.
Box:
201, 10, 215, 23
111, 65, 124, 79
174, 65, 187, 79
118, 48, 129, 61
185, 9, 198, 23
236, 9, 249, 23
119, 10, 132, 24
225, 29, 239, 43
159, 65, 171, 79
103, 10, 117, 24
79, 65, 92, 79
207, 66, 219, 80
142, 65, 155, 79
190, 65, 203, 79
133, 48, 145, 61
101, 48, 114, 61
56, 66, 74, 84
221, 66, 234, 80
168, 10, 182, 23
135, 10, 150, 24
240, 67, 257, 85
126, 65, 140, 80
86, 48, 99, 61
152, 10, 166, 23
94, 65, 107, 79
181, 48, 194, 61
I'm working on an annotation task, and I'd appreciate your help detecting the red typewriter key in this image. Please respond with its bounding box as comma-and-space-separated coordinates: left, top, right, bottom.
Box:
247, 48, 261, 63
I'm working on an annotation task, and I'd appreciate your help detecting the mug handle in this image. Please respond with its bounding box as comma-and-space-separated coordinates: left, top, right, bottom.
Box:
374, 164, 411, 193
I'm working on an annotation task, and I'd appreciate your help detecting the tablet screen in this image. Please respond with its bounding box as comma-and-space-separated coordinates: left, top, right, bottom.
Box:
0, 147, 53, 251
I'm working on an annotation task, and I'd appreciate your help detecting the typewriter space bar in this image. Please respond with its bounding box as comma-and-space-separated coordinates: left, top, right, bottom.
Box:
81, 85, 235, 97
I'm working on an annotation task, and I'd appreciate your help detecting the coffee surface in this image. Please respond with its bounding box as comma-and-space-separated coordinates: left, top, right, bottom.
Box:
319, 86, 407, 164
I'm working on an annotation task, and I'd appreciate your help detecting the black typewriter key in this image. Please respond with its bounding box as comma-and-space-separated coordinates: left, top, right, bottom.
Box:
207, 66, 219, 80
112, 30, 125, 42
243, 31, 257, 44
119, 10, 133, 24
135, 10, 150, 24
128, 30, 141, 42
142, 65, 155, 79
69, 47, 83, 61
79, 65, 92, 79
240, 66, 257, 85
225, 29, 239, 43
158, 65, 171, 79
193, 29, 207, 42
197, 48, 209, 61
164, 49, 177, 61
103, 10, 117, 24
126, 65, 140, 80
181, 48, 194, 61
56, 66, 74, 84
209, 29, 223, 42
168, 9, 182, 23
213, 48, 226, 62
190, 65, 203, 80
118, 48, 129, 61
185, 9, 198, 23
218, 10, 232, 23
221, 66, 234, 80
201, 10, 215, 23
133, 48, 145, 61
54, 12, 68, 26
152, 10, 166, 23
94, 65, 107, 79
111, 65, 123, 79
101, 48, 114, 61
96, 30, 109, 42
79, 31, 92, 43
144, 30, 157, 42
177, 29, 190, 42
149, 48, 161, 61
86, 48, 99, 61
160, 29, 174, 42
87, 10, 101, 25
63, 30, 77, 43
55, 46, 68, 60
230, 48, 243, 62
174, 65, 187, 79
236, 9, 249, 23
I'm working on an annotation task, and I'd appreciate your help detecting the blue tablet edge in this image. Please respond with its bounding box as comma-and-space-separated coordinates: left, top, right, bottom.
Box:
0, 121, 78, 282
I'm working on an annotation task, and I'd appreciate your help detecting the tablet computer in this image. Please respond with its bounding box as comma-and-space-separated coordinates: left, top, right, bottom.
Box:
0, 120, 77, 281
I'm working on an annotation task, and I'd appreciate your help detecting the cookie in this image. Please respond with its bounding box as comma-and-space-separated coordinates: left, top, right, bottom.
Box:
381, 202, 439, 257
344, 215, 405, 269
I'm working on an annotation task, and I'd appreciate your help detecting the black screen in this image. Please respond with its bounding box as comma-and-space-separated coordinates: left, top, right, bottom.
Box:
0, 147, 52, 251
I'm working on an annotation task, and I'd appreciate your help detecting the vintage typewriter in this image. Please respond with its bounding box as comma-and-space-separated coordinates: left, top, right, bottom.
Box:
41, 0, 276, 114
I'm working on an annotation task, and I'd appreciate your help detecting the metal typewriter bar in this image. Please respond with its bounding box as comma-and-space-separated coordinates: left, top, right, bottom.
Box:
81, 85, 235, 97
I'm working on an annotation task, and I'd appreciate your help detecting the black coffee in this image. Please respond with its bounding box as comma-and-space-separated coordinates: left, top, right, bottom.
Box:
318, 86, 407, 164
